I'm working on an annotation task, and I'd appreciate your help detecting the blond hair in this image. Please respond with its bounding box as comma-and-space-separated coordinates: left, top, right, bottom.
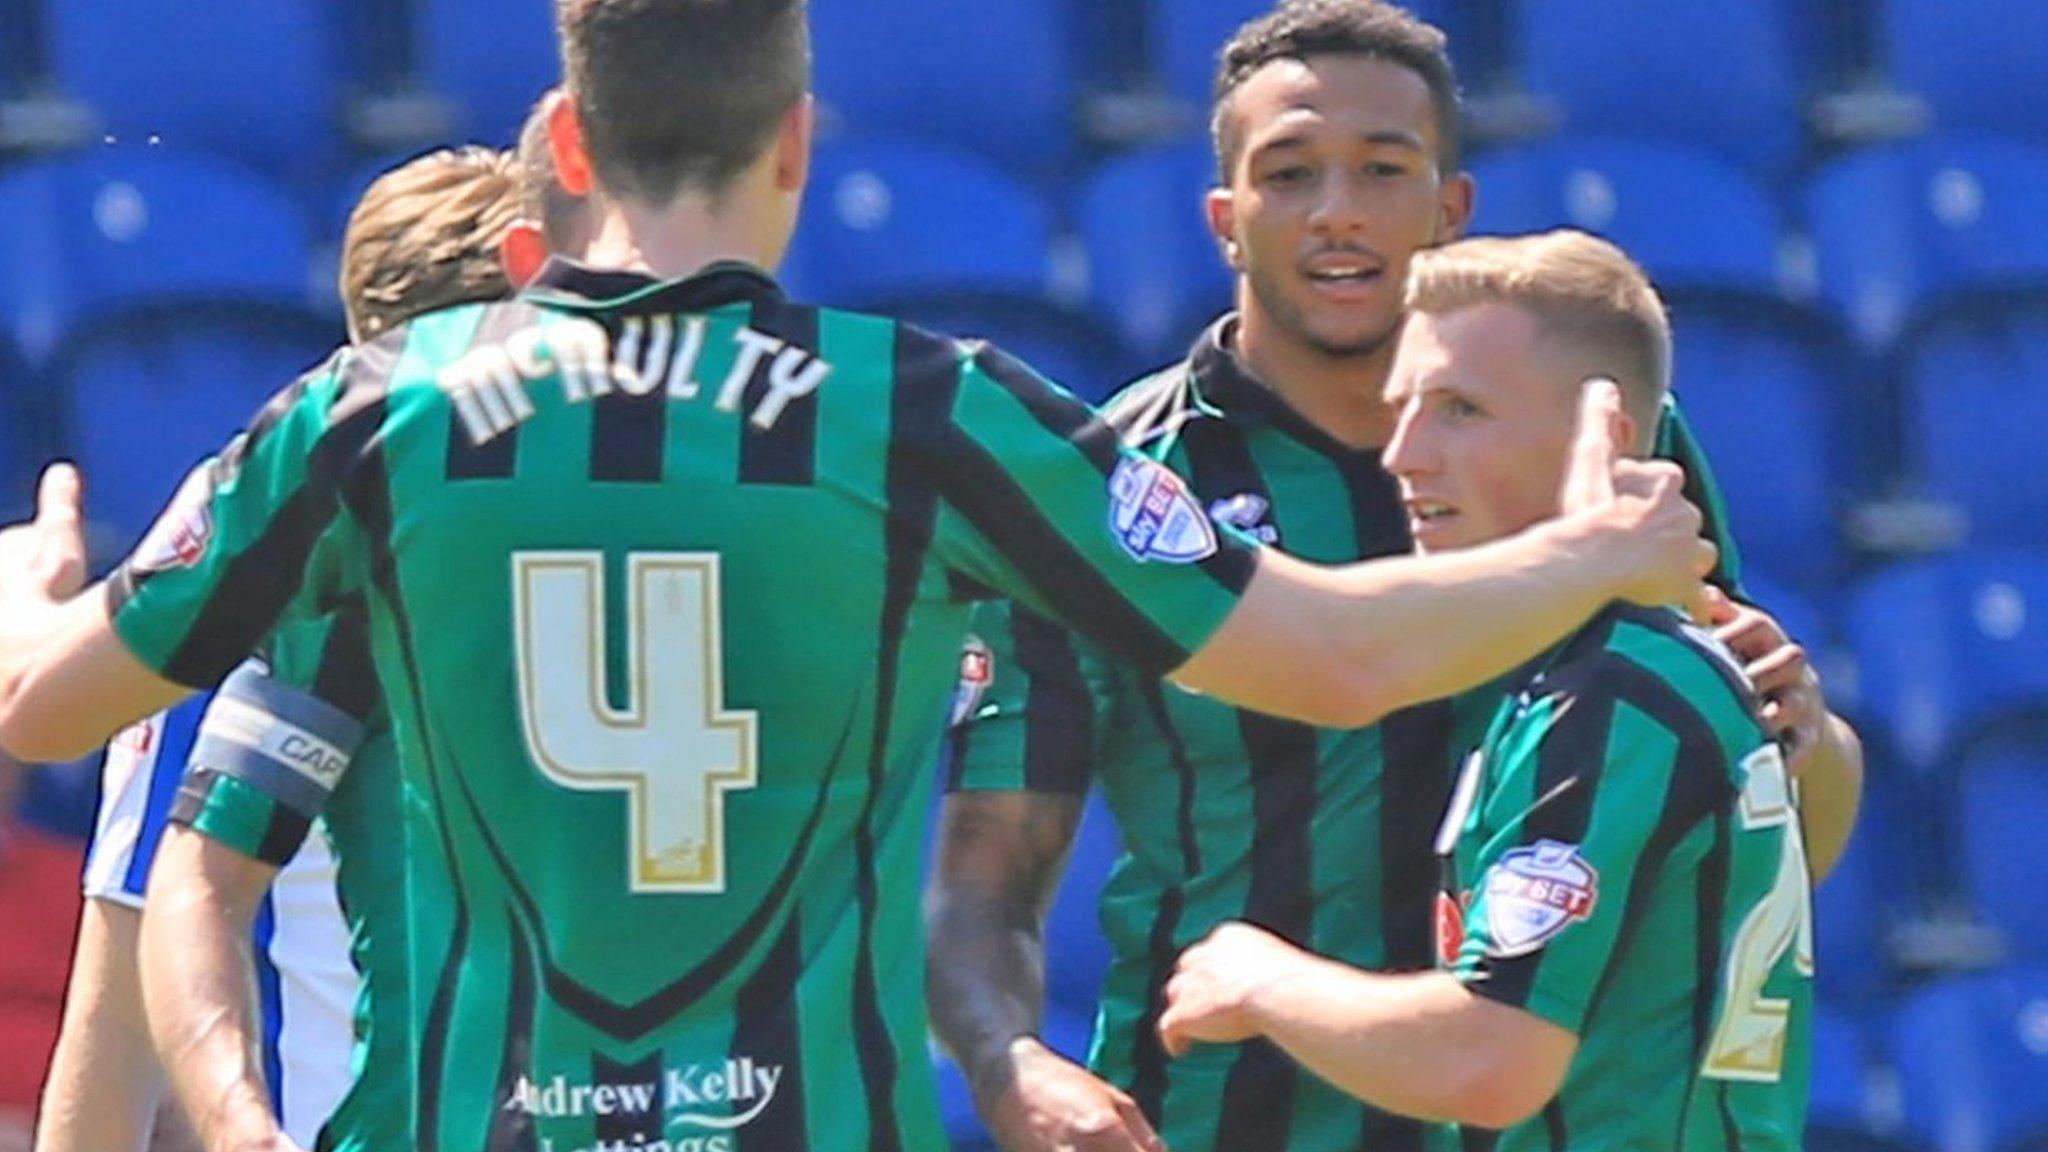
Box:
1405, 229, 1671, 428
339, 146, 523, 342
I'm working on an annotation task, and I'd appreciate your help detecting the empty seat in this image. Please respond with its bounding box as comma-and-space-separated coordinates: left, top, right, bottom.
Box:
1846, 551, 2048, 774
894, 297, 1131, 408
46, 0, 345, 182
1900, 303, 2048, 549
785, 138, 1058, 310
53, 308, 338, 554
1892, 965, 2048, 1152
1467, 138, 1789, 297
1958, 739, 2048, 964
1663, 310, 1847, 587
810, 0, 1076, 177
1807, 137, 2048, 350
0, 150, 315, 366
1074, 138, 1232, 366
1883, 0, 2048, 144
1153, 0, 1453, 111
1514, 0, 1806, 177
418, 0, 556, 145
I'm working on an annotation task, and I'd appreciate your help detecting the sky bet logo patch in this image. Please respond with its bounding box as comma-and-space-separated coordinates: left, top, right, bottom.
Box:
1482, 840, 1598, 958
1108, 457, 1218, 564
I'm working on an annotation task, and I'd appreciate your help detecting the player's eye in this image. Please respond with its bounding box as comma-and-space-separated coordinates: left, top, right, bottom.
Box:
1262, 164, 1314, 187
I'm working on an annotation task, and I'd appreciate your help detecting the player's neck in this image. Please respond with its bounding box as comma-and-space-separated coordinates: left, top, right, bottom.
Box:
1232, 309, 1400, 452
580, 198, 780, 283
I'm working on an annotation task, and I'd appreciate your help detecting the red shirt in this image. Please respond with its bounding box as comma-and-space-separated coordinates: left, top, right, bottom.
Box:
0, 821, 84, 1109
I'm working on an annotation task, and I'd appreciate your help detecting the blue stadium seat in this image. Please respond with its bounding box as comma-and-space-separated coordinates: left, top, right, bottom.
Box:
785, 138, 1058, 310
1846, 551, 2048, 775
1662, 310, 1846, 587
891, 296, 1132, 408
1467, 138, 1789, 296
1045, 794, 1120, 1016
1813, 1003, 1885, 1144
1900, 303, 2048, 549
0, 150, 315, 366
1074, 138, 1232, 366
1514, 0, 1806, 178
52, 307, 338, 556
419, 0, 556, 145
1958, 739, 2048, 964
810, 0, 1077, 178
1152, 0, 1453, 111
1883, 0, 2048, 145
1892, 965, 2048, 1152
0, 336, 34, 513
1807, 138, 2048, 350
46, 0, 345, 183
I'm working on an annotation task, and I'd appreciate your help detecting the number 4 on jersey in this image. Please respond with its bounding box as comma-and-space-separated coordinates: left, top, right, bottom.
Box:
513, 552, 759, 895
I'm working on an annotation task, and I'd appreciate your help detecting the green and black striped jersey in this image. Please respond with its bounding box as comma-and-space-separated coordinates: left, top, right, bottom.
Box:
107, 261, 1259, 1152
167, 599, 416, 1152
948, 320, 1746, 1152
1439, 605, 1810, 1152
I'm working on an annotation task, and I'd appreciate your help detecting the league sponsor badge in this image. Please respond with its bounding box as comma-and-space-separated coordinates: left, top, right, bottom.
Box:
950, 635, 995, 726
130, 464, 217, 573
1108, 456, 1218, 564
1482, 840, 1599, 958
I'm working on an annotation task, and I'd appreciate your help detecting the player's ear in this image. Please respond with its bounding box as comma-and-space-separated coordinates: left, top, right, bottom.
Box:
1206, 186, 1243, 271
501, 222, 551, 288
772, 95, 815, 195
549, 94, 596, 198
1437, 171, 1476, 242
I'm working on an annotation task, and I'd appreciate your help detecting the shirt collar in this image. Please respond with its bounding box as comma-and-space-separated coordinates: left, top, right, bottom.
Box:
522, 257, 786, 315
1183, 315, 1386, 464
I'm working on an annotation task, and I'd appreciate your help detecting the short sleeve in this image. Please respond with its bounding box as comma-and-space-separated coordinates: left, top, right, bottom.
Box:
946, 600, 1102, 795
908, 334, 1260, 678
109, 349, 380, 689
1455, 693, 1691, 1034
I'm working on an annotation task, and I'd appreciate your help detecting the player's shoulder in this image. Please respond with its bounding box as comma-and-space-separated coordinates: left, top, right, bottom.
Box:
1540, 604, 1761, 741
1098, 359, 1199, 449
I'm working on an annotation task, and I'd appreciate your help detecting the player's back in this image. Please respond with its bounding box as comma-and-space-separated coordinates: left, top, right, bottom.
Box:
316, 260, 1248, 1151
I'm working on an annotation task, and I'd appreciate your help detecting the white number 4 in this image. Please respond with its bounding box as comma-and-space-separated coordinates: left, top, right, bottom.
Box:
1701, 743, 1815, 1082
513, 552, 759, 895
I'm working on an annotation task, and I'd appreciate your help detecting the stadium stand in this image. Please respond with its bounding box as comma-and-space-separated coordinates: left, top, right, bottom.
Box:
1073, 136, 1232, 366
1892, 965, 2048, 1152
810, 0, 1078, 178
1881, 0, 2048, 145
417, 0, 557, 145
1901, 302, 2048, 549
43, 0, 346, 187
1957, 737, 2048, 965
1154, 0, 1454, 110
1512, 0, 1810, 179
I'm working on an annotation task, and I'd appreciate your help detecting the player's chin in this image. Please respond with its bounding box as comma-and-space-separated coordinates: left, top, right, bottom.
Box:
1301, 312, 1400, 359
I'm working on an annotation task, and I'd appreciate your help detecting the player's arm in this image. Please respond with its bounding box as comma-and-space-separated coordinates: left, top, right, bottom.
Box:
1157, 922, 1572, 1129
140, 827, 297, 1152
34, 900, 163, 1152
934, 348, 1713, 732
141, 658, 372, 1152
0, 354, 368, 764
1708, 589, 1863, 878
1170, 383, 1709, 724
925, 605, 1158, 1151
0, 467, 189, 762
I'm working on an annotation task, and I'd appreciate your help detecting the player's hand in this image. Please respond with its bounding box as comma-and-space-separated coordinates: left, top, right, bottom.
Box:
1156, 921, 1304, 1058
981, 1037, 1168, 1152
1706, 587, 1828, 759
1556, 379, 1714, 614
0, 463, 89, 607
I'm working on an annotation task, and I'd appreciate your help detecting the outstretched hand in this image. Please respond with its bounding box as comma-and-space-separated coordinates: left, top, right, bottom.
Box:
0, 463, 90, 607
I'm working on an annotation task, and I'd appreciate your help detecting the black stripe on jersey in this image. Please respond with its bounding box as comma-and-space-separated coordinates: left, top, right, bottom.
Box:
591, 1053, 664, 1145
450, 705, 860, 1042
158, 364, 391, 689
589, 311, 667, 483
732, 912, 810, 1150
343, 439, 473, 1152
1014, 608, 1096, 794
1680, 807, 1734, 1146
1543, 1100, 1570, 1151
1127, 682, 1203, 1123
310, 597, 378, 722
738, 299, 821, 486
839, 323, 967, 1152
485, 919, 540, 1152
447, 302, 541, 480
